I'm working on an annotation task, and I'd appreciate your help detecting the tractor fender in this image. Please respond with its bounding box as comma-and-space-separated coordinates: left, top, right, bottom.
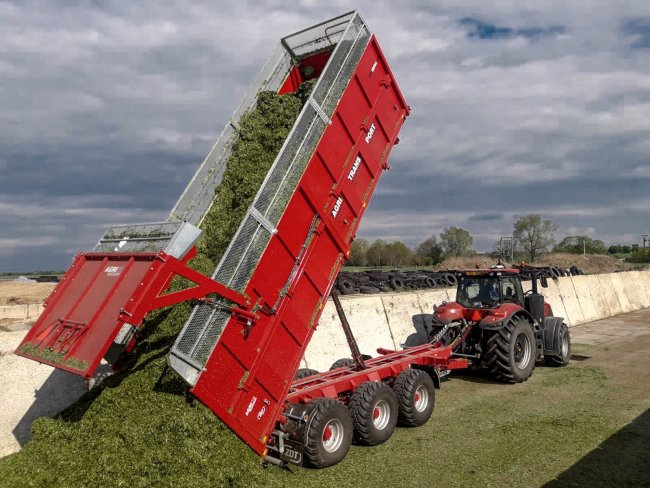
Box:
541, 317, 565, 355
478, 309, 535, 331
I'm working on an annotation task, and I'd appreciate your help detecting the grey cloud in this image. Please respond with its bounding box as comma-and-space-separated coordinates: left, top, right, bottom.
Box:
1, 1, 650, 271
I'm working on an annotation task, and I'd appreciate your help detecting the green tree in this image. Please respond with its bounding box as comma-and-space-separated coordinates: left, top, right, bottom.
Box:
366, 239, 387, 266
347, 238, 369, 266
415, 236, 443, 264
627, 248, 650, 263
384, 241, 414, 266
439, 227, 474, 257
554, 236, 607, 254
513, 214, 558, 262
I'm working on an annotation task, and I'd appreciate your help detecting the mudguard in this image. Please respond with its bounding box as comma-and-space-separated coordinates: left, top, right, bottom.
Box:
478, 308, 534, 331
541, 317, 565, 355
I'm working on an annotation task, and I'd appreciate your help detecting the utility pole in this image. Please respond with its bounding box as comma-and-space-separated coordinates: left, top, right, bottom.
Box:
643, 234, 649, 248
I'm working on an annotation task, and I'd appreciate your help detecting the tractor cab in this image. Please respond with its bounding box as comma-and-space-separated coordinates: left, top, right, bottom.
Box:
455, 269, 525, 309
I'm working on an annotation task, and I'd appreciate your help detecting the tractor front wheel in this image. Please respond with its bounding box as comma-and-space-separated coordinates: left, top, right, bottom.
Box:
486, 316, 536, 383
303, 397, 353, 468
545, 323, 571, 367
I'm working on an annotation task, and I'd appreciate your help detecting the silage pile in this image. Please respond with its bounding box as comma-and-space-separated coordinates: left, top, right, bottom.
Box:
0, 85, 314, 487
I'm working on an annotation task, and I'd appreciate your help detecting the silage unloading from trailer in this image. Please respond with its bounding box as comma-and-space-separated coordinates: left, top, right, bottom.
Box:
3, 10, 411, 478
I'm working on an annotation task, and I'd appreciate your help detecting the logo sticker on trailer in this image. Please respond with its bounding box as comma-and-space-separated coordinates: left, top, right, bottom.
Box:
245, 396, 257, 416
331, 196, 343, 218
347, 156, 362, 182
104, 266, 122, 277
365, 123, 376, 144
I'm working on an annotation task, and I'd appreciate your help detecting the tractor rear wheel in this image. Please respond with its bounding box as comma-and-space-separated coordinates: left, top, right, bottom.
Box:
486, 316, 536, 383
348, 381, 398, 445
303, 397, 353, 468
393, 369, 435, 427
545, 323, 571, 367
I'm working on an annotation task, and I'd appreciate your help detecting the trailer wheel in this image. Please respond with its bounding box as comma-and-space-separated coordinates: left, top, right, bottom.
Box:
303, 397, 353, 468
393, 369, 435, 427
329, 358, 355, 370
294, 368, 320, 380
545, 323, 571, 367
348, 381, 398, 445
486, 316, 536, 383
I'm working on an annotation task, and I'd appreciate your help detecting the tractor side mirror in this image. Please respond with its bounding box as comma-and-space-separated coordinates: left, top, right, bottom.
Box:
540, 274, 548, 288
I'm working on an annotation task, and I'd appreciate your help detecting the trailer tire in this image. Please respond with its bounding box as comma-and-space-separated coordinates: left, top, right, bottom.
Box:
295, 368, 320, 380
545, 324, 571, 367
486, 316, 536, 383
303, 397, 353, 468
348, 381, 398, 445
393, 369, 435, 427
330, 358, 355, 370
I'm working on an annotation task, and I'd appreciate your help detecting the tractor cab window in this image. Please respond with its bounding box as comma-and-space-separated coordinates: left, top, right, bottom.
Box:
457, 276, 500, 308
500, 276, 523, 305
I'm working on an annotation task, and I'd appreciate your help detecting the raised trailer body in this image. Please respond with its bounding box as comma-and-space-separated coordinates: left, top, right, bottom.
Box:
17, 12, 416, 467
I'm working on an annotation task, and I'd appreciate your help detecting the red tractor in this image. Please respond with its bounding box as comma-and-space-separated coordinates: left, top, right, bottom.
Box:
428, 268, 571, 383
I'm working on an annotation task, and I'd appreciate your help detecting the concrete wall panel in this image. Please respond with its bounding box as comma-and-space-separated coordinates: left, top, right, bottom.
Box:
586, 274, 612, 319
609, 272, 633, 313
571, 275, 600, 323
595, 273, 622, 317
303, 295, 393, 372
557, 277, 585, 326
540, 278, 570, 325
381, 292, 426, 348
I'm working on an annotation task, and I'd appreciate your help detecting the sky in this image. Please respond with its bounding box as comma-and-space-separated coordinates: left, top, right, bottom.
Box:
0, 0, 649, 271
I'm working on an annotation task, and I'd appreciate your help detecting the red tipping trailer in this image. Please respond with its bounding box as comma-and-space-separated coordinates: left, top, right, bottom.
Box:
17, 12, 441, 468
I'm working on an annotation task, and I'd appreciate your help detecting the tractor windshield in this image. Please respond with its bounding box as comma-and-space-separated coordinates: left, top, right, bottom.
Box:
456, 276, 500, 308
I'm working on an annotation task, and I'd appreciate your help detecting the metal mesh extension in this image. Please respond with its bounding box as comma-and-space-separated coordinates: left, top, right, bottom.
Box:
170, 12, 371, 383
94, 221, 201, 259
169, 43, 292, 226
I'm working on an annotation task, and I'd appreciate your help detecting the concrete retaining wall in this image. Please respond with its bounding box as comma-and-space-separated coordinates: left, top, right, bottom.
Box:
0, 304, 44, 322
302, 269, 650, 371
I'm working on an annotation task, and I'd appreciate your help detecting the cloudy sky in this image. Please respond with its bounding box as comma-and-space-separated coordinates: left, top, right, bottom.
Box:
1, 0, 649, 271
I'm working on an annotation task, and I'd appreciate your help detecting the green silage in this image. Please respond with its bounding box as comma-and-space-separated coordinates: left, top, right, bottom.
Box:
201, 89, 305, 263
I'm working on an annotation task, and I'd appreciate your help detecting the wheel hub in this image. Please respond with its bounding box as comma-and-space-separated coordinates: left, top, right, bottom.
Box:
514, 332, 531, 368
372, 400, 391, 430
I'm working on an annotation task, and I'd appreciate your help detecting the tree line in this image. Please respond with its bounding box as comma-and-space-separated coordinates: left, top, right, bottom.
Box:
346, 213, 650, 267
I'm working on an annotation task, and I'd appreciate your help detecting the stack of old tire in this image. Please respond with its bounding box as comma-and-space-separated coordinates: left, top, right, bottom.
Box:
335, 264, 585, 295
515, 265, 584, 281
335, 270, 459, 295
